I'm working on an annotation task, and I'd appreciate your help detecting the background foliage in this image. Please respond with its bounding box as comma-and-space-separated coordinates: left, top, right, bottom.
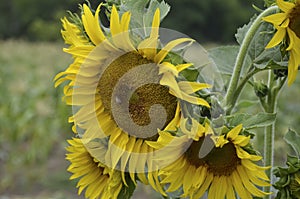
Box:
1, 0, 263, 43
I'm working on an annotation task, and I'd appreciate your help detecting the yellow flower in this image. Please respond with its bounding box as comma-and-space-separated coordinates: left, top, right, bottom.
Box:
148, 121, 271, 199
263, 0, 300, 85
55, 3, 210, 194
66, 138, 123, 199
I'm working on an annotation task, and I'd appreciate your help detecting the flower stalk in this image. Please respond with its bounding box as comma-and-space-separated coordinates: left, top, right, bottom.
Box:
224, 6, 278, 114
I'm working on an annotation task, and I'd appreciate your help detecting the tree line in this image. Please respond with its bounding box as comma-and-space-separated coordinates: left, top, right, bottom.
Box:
0, 0, 263, 43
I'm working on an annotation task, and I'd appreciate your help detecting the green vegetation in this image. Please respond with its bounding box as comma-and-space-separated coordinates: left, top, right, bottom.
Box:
0, 0, 264, 43
0, 40, 72, 195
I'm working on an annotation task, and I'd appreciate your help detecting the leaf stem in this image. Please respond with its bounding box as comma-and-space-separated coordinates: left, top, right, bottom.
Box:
224, 6, 278, 114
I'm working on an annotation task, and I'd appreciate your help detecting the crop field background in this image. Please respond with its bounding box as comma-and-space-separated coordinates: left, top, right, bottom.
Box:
0, 39, 299, 198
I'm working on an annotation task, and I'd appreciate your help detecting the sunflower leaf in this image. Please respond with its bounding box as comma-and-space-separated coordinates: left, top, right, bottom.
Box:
226, 112, 276, 129
235, 14, 257, 45
284, 129, 300, 156
208, 45, 252, 76
120, 0, 170, 37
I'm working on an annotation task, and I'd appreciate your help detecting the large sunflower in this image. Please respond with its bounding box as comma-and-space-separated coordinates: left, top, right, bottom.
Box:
66, 138, 123, 199
148, 119, 271, 199
263, 0, 300, 85
55, 3, 210, 192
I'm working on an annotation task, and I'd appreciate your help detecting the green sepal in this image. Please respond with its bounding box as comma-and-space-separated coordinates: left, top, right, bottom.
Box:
117, 173, 136, 199
180, 68, 199, 82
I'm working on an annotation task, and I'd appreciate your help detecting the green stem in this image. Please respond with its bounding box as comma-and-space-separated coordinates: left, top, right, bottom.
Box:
263, 73, 287, 198
224, 6, 278, 114
230, 68, 268, 111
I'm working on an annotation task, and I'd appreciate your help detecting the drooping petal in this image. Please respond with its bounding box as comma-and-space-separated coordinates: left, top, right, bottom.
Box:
263, 13, 288, 26
154, 38, 194, 63
159, 62, 179, 77
110, 5, 121, 36
176, 63, 193, 72
160, 72, 183, 98
82, 4, 106, 45
265, 27, 286, 49
277, 0, 295, 13
178, 81, 211, 94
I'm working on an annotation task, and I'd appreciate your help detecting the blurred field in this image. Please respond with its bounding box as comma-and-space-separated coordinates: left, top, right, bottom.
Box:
0, 40, 299, 199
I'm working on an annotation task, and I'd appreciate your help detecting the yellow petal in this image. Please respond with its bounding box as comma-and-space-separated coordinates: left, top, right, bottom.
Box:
263, 13, 288, 25
121, 137, 136, 185
227, 124, 243, 140
287, 50, 299, 86
169, 89, 210, 107
82, 4, 106, 45
177, 63, 193, 72
215, 135, 229, 148
226, 177, 236, 199
150, 9, 160, 38
163, 102, 181, 131
129, 139, 143, 183
277, 0, 295, 13
110, 5, 121, 36
160, 72, 183, 98
159, 62, 179, 77
194, 172, 213, 198
287, 28, 297, 51
138, 38, 158, 59
154, 38, 194, 63
237, 166, 271, 197
265, 27, 286, 49
178, 81, 211, 94
233, 135, 250, 147
231, 170, 252, 199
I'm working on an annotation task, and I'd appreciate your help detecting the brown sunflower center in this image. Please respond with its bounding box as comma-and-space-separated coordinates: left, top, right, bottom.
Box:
185, 136, 241, 176
289, 2, 300, 38
97, 51, 177, 139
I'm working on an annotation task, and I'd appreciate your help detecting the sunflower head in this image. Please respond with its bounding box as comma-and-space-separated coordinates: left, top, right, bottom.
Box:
263, 0, 300, 85
288, 0, 300, 38
66, 138, 123, 199
55, 3, 212, 194
148, 120, 271, 198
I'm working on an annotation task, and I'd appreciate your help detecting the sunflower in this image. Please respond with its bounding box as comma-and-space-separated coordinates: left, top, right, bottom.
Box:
55, 3, 210, 192
66, 138, 123, 199
263, 0, 300, 85
148, 119, 271, 199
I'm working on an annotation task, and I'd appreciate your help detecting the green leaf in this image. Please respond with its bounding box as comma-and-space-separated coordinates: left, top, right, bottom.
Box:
236, 100, 259, 109
284, 129, 300, 156
120, 0, 170, 37
226, 112, 276, 129
208, 45, 252, 75
236, 13, 284, 70
180, 68, 199, 82
235, 14, 257, 45
117, 173, 136, 199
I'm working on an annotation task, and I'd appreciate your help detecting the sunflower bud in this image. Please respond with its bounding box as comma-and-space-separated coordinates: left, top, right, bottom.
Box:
254, 81, 268, 98
274, 155, 300, 199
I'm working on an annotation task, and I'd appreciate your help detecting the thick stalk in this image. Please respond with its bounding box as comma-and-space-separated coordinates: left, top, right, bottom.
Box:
263, 74, 287, 198
224, 6, 278, 114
